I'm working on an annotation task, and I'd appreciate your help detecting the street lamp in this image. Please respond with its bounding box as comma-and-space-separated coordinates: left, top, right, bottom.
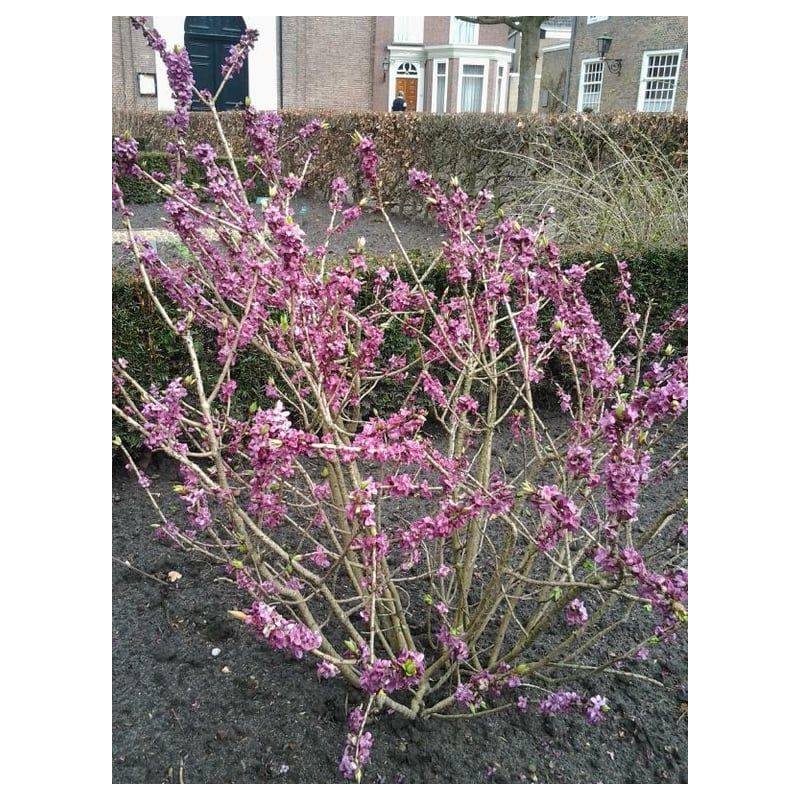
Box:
597, 35, 622, 74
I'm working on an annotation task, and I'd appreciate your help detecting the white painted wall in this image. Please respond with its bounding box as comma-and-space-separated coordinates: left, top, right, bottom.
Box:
152, 16, 278, 111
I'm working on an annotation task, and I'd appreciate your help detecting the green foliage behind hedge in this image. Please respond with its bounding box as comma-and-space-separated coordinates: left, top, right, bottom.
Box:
112, 245, 687, 449
115, 151, 268, 204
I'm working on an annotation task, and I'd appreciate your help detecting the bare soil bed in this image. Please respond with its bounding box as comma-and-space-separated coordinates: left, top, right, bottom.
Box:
112, 423, 688, 785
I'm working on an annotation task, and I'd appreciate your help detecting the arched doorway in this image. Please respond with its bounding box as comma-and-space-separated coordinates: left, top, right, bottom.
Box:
394, 62, 419, 112
185, 17, 249, 110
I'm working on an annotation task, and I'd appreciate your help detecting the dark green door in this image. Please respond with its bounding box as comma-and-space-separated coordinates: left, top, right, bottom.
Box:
185, 17, 249, 111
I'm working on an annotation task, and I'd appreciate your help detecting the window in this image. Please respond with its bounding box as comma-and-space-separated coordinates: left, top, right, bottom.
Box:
577, 59, 603, 112
450, 16, 478, 44
394, 16, 424, 43
137, 73, 156, 96
587, 16, 609, 24
459, 62, 486, 112
494, 64, 507, 112
637, 50, 682, 112
432, 59, 448, 113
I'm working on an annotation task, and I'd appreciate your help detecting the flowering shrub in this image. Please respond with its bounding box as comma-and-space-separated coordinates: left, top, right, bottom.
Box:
113, 20, 688, 783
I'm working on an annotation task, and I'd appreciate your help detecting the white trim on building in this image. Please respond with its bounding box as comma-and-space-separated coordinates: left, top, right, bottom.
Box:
425, 44, 515, 61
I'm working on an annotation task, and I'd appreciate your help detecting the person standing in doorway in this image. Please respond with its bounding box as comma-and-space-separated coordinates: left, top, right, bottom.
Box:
392, 90, 407, 112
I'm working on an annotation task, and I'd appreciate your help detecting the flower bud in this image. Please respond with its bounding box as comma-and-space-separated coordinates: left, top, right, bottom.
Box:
356, 236, 366, 253
615, 403, 627, 420
402, 658, 418, 677
449, 176, 460, 188
268, 184, 278, 198
664, 344, 675, 357
227, 609, 248, 621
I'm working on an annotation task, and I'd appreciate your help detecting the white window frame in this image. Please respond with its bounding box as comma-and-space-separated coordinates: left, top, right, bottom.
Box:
494, 62, 509, 112
450, 16, 479, 45
431, 58, 449, 113
637, 49, 682, 112
393, 16, 424, 44
577, 58, 604, 112
456, 59, 488, 112
587, 16, 609, 24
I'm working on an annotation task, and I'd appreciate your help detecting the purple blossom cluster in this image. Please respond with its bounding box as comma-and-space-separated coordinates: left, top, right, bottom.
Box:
359, 650, 425, 694
453, 664, 521, 710
221, 28, 258, 78
339, 706, 373, 780
538, 690, 609, 723
437, 624, 470, 662
244, 601, 322, 659
529, 484, 581, 551
131, 18, 194, 133
246, 402, 316, 525
353, 133, 379, 188
176, 466, 212, 531
140, 379, 187, 453
564, 597, 589, 627
317, 660, 340, 679
112, 134, 139, 177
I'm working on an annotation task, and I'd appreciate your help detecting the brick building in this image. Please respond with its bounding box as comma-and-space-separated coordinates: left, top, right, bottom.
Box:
112, 16, 157, 112
112, 16, 515, 115
553, 16, 688, 113
282, 16, 515, 113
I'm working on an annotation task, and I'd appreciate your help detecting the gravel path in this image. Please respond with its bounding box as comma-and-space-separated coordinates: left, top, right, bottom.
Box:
113, 197, 446, 270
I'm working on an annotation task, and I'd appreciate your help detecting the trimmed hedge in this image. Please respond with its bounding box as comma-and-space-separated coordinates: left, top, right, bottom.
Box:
115, 151, 269, 204
113, 110, 687, 215
112, 245, 687, 449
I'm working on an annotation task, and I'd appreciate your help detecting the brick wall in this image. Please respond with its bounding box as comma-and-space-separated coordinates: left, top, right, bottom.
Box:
424, 17, 450, 46
567, 16, 688, 113
112, 16, 157, 113
281, 17, 375, 111
372, 16, 395, 111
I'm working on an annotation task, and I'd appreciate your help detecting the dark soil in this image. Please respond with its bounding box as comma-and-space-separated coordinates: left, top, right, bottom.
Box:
112, 421, 688, 785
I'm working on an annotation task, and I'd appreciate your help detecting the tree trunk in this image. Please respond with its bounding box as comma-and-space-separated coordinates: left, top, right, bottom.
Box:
518, 18, 548, 113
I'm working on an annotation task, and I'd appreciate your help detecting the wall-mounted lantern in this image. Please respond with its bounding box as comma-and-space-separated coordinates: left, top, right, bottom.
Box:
597, 36, 622, 74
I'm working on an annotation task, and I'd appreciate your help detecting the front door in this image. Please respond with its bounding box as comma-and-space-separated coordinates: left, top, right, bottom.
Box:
394, 62, 419, 111
395, 77, 418, 111
185, 17, 249, 111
